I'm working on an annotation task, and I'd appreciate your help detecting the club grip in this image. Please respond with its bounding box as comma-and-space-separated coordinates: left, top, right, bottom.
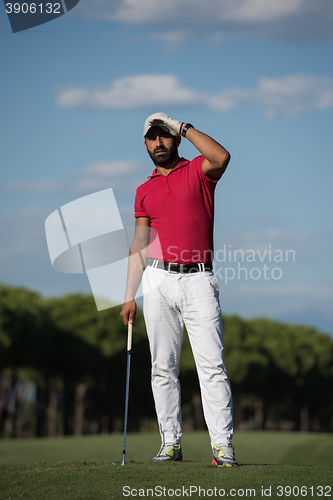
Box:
127, 322, 133, 352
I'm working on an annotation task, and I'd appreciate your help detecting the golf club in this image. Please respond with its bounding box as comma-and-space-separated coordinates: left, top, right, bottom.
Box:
111, 321, 133, 466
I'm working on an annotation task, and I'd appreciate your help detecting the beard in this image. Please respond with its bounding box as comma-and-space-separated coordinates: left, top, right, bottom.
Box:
147, 139, 179, 167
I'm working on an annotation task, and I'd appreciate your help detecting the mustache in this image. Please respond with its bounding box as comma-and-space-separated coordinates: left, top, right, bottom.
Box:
154, 146, 168, 154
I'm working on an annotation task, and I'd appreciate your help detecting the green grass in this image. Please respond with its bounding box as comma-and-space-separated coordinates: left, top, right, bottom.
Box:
1, 461, 332, 500
1, 432, 332, 500
1, 431, 332, 466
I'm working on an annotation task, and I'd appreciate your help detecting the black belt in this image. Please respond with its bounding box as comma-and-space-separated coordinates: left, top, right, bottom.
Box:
147, 258, 212, 274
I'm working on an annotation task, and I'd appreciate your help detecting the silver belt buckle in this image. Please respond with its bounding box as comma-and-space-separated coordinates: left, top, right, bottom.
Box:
168, 262, 180, 274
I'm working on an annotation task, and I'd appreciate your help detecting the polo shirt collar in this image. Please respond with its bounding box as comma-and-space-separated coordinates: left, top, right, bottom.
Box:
147, 157, 189, 179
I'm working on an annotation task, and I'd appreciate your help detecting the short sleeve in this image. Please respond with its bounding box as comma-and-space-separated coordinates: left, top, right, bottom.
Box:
194, 155, 219, 184
134, 186, 149, 218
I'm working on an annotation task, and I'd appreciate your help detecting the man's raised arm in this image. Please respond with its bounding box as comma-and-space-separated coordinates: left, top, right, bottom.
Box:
181, 125, 230, 179
120, 217, 150, 326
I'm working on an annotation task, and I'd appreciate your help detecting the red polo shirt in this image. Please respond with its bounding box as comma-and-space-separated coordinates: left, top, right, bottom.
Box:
134, 156, 219, 264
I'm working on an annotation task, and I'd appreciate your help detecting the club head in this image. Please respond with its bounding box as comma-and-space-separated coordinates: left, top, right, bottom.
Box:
110, 459, 125, 466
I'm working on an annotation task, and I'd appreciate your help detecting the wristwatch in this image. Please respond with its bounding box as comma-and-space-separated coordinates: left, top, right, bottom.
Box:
181, 123, 194, 137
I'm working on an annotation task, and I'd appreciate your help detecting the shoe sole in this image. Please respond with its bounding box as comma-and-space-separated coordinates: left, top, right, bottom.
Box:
212, 457, 238, 467
152, 455, 183, 462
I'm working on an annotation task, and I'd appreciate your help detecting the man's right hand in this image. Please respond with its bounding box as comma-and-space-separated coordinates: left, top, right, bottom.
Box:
146, 112, 183, 136
120, 299, 137, 326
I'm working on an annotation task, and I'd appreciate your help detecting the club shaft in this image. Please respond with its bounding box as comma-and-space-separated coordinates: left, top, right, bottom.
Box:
122, 322, 132, 463
122, 350, 131, 459
111, 323, 132, 466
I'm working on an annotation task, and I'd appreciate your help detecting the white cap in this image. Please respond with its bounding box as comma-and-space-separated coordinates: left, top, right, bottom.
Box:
143, 112, 172, 137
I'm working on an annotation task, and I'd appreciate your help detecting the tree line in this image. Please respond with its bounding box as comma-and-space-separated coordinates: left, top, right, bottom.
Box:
0, 283, 332, 438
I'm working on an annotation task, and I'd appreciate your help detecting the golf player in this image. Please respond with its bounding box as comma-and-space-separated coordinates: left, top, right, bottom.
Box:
120, 112, 237, 467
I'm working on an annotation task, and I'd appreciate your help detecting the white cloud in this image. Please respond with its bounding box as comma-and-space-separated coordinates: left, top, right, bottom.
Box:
77, 0, 304, 24
151, 31, 189, 46
57, 73, 333, 118
220, 0, 303, 23
75, 0, 333, 42
113, 0, 177, 24
57, 74, 199, 110
113, 0, 303, 25
73, 160, 144, 193
79, 159, 141, 177
256, 75, 333, 117
2, 160, 145, 196
208, 75, 333, 117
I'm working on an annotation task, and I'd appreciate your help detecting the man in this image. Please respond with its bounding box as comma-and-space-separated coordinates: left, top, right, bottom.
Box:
120, 112, 237, 467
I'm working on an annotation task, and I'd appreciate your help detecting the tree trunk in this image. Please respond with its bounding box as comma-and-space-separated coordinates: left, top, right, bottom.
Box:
0, 372, 12, 438
232, 393, 240, 430
63, 381, 73, 436
329, 402, 333, 433
73, 382, 88, 436
47, 380, 58, 437
192, 392, 206, 430
254, 397, 264, 430
36, 376, 48, 437
300, 406, 309, 432
13, 382, 29, 438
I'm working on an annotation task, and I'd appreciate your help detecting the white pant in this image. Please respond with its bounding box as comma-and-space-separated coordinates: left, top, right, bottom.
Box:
142, 265, 234, 448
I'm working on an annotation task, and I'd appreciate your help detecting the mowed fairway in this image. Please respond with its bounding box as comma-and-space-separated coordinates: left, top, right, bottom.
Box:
1, 432, 332, 500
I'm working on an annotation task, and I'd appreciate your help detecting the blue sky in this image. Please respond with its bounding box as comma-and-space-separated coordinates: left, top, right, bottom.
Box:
1, 0, 333, 335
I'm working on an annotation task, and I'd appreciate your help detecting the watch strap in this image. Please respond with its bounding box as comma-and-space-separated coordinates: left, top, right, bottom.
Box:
181, 123, 194, 137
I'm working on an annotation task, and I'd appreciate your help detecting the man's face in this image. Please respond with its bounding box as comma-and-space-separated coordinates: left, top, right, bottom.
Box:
144, 126, 179, 167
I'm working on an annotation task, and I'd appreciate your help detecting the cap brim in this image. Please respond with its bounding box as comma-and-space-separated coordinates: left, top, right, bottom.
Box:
143, 123, 172, 137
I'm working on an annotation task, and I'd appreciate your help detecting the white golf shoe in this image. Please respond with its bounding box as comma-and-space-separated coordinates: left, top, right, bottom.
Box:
212, 443, 238, 467
151, 442, 183, 462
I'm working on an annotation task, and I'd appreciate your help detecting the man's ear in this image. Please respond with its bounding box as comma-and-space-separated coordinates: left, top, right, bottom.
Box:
144, 139, 147, 151
176, 135, 181, 148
